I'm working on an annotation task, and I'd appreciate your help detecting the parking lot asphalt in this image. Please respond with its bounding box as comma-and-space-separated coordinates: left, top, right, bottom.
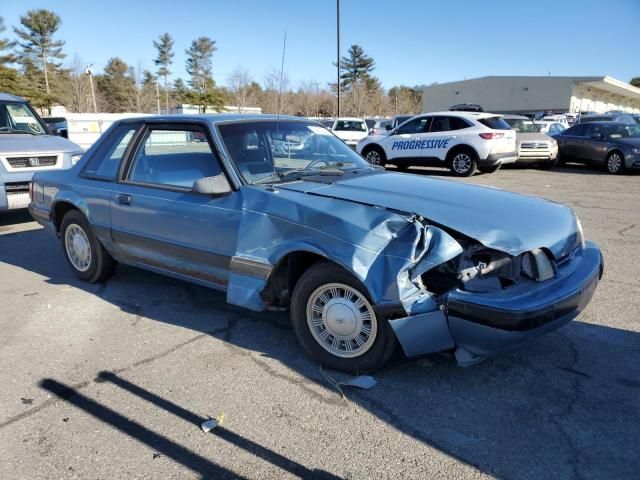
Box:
0, 163, 639, 479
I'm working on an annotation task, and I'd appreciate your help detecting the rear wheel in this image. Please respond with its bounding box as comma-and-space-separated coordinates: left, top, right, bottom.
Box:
60, 210, 116, 283
290, 261, 396, 373
362, 146, 387, 167
449, 150, 477, 177
606, 151, 625, 174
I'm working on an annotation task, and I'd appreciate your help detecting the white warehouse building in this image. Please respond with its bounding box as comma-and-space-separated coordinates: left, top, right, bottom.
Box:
422, 76, 640, 115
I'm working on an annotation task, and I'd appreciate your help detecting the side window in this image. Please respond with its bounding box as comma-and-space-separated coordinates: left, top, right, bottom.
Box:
585, 125, 604, 138
569, 124, 588, 136
430, 116, 468, 133
82, 125, 137, 180
397, 117, 430, 134
128, 127, 222, 189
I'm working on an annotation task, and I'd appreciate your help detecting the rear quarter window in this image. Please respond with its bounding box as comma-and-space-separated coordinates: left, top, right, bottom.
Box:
478, 117, 511, 130
82, 125, 137, 180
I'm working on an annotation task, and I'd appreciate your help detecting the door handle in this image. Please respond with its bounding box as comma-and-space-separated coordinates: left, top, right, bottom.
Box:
116, 193, 131, 205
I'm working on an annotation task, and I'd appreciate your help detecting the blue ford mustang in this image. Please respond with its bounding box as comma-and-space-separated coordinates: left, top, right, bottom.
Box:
28, 115, 603, 372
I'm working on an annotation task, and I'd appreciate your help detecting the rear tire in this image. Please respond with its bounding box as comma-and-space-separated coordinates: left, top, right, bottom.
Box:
448, 149, 477, 177
60, 210, 116, 283
290, 261, 396, 373
362, 146, 387, 167
606, 151, 625, 174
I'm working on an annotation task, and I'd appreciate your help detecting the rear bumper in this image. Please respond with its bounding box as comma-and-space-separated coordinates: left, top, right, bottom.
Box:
28, 203, 54, 230
481, 151, 518, 166
389, 241, 603, 364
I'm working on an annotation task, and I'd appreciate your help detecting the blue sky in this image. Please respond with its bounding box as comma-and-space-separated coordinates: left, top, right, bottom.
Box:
3, 0, 639, 89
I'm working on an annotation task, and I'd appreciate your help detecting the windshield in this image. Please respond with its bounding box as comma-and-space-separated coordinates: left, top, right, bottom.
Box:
504, 118, 540, 133
217, 120, 372, 185
0, 101, 47, 135
603, 124, 640, 139
333, 120, 367, 132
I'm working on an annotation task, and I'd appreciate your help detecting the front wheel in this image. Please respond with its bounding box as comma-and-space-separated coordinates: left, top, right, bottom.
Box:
606, 151, 625, 174
449, 150, 477, 177
60, 210, 116, 283
362, 146, 387, 167
290, 261, 396, 373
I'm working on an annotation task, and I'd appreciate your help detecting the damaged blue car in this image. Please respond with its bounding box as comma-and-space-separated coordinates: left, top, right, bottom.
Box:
28, 115, 604, 372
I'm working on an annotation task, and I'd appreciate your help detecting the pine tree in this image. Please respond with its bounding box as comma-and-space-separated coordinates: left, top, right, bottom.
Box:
96, 57, 135, 112
13, 9, 65, 98
0, 17, 16, 65
153, 33, 174, 113
185, 37, 216, 95
339, 45, 375, 90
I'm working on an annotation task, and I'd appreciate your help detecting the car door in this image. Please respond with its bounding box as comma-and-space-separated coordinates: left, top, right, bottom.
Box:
558, 124, 587, 158
386, 116, 431, 162
110, 122, 242, 289
582, 124, 608, 163
424, 116, 473, 163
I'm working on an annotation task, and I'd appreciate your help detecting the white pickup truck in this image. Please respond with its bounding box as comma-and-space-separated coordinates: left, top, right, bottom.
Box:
0, 92, 83, 211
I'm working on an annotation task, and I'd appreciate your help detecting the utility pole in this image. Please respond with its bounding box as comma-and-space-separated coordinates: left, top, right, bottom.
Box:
336, 0, 341, 117
85, 64, 97, 113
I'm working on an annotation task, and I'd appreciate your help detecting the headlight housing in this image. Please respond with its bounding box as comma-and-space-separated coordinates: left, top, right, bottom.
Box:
632, 148, 640, 154
70, 153, 84, 165
576, 216, 586, 249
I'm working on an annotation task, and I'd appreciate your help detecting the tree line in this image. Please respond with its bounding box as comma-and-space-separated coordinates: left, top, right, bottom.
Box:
0, 9, 423, 117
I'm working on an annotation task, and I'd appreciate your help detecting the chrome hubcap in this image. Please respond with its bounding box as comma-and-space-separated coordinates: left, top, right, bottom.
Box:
366, 150, 381, 165
608, 154, 622, 173
65, 223, 91, 272
452, 154, 472, 173
306, 283, 377, 358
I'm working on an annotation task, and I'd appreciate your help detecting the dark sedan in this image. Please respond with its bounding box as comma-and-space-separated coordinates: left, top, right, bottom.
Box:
553, 121, 640, 174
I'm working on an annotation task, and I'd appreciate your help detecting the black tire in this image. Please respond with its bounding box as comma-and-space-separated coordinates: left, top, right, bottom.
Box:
448, 148, 477, 177
478, 164, 501, 174
606, 151, 625, 175
394, 163, 409, 172
362, 145, 387, 167
60, 209, 116, 283
290, 261, 396, 373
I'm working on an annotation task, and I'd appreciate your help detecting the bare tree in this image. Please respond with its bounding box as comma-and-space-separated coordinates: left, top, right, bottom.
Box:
129, 61, 156, 113
227, 67, 251, 113
262, 68, 290, 114
294, 80, 318, 117
67, 54, 92, 112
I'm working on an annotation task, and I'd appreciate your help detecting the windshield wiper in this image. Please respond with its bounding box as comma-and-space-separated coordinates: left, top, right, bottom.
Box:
0, 127, 39, 135
251, 168, 344, 185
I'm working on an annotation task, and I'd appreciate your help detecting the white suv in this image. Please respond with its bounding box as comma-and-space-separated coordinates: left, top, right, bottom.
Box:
331, 117, 368, 148
356, 111, 517, 176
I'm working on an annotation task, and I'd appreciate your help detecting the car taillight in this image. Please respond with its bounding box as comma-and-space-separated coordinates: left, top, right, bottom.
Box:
479, 132, 505, 139
28, 181, 33, 202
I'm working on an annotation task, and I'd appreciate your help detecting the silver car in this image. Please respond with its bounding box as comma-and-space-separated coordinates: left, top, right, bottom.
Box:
0, 93, 83, 211
503, 114, 558, 168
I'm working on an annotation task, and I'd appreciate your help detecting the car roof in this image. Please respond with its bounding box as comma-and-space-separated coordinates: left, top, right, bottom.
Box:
422, 111, 501, 119
117, 114, 309, 125
334, 117, 365, 122
575, 121, 631, 126
0, 92, 25, 102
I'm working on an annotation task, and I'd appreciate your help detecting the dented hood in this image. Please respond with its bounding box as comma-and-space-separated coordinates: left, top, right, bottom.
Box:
279, 171, 579, 258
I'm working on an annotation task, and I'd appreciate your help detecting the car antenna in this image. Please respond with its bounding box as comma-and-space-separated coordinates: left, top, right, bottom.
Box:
269, 29, 287, 192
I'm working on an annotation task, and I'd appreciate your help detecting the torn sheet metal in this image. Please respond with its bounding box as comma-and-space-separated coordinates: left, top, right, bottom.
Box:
389, 310, 455, 357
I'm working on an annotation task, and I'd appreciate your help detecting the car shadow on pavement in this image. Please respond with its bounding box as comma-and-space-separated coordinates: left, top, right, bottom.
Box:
40, 374, 340, 479
3, 227, 640, 479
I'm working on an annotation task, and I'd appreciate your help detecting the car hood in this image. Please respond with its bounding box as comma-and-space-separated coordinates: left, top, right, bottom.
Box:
0, 134, 82, 154
614, 138, 640, 148
279, 171, 579, 258
333, 130, 368, 141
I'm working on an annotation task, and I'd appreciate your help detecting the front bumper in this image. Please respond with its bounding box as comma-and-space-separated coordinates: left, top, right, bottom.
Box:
390, 241, 603, 365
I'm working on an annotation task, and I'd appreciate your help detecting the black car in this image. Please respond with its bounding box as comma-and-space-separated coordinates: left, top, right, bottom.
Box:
42, 116, 68, 138
553, 121, 640, 174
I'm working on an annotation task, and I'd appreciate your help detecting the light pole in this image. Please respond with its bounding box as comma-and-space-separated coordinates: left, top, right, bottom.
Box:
85, 64, 97, 113
336, 0, 341, 117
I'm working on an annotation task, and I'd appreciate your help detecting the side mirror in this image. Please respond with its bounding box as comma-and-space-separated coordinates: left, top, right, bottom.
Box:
591, 133, 603, 141
193, 174, 232, 196
385, 124, 392, 131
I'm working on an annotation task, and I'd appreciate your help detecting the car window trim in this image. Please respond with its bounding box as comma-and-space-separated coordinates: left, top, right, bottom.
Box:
119, 121, 235, 194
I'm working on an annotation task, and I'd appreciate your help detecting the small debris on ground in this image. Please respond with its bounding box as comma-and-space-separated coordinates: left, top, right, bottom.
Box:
152, 453, 161, 459
20, 397, 33, 404
62, 417, 69, 423
200, 412, 225, 433
320, 366, 377, 400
